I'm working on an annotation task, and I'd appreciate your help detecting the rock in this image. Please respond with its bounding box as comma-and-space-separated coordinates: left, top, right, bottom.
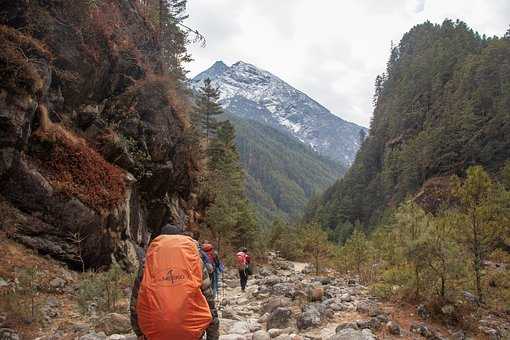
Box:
356, 318, 382, 331
219, 335, 246, 340
296, 310, 321, 330
252, 330, 271, 340
441, 304, 455, 315
329, 328, 376, 340
0, 278, 8, 288
336, 322, 359, 332
267, 307, 293, 330
386, 321, 401, 335
410, 323, 435, 338
0, 328, 20, 340
262, 297, 292, 314
272, 283, 296, 298
108, 335, 137, 340
222, 306, 242, 320
229, 320, 261, 334
339, 293, 352, 302
356, 302, 371, 314
258, 313, 269, 324
417, 304, 431, 319
79, 332, 107, 340
95, 313, 131, 336
49, 277, 66, 289
463, 291, 479, 305
450, 330, 465, 340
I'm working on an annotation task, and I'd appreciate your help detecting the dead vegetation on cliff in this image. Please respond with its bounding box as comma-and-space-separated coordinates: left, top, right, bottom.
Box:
30, 111, 127, 213
0, 25, 52, 96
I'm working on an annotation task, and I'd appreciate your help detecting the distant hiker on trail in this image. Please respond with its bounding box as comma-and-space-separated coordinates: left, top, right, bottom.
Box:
130, 224, 219, 340
201, 241, 223, 298
236, 247, 251, 292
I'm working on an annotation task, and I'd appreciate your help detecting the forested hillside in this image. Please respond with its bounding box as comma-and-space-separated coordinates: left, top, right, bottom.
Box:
229, 115, 345, 224
306, 20, 510, 235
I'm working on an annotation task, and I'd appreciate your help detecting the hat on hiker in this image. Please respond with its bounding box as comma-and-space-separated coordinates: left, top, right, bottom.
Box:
160, 224, 183, 235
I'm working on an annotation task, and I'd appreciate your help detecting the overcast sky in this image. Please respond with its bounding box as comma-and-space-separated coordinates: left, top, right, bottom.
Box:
184, 0, 509, 127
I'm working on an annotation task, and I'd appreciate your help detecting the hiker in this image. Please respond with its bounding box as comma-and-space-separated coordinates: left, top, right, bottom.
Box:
130, 224, 219, 340
201, 241, 223, 298
236, 247, 250, 292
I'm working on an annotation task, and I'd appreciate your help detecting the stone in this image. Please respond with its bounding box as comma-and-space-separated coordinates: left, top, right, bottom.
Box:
95, 313, 131, 336
79, 332, 107, 340
417, 304, 430, 319
262, 297, 292, 314
0, 328, 20, 340
219, 335, 246, 340
463, 291, 479, 305
386, 321, 401, 335
267, 307, 292, 330
252, 330, 271, 340
356, 318, 382, 331
336, 322, 359, 333
410, 323, 434, 338
49, 277, 66, 289
441, 304, 455, 315
272, 283, 296, 298
339, 293, 352, 302
329, 327, 376, 340
450, 331, 465, 340
356, 302, 371, 314
229, 320, 261, 334
296, 310, 321, 330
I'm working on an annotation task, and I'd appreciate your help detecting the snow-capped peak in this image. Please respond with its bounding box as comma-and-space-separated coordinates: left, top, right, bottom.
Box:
191, 61, 367, 166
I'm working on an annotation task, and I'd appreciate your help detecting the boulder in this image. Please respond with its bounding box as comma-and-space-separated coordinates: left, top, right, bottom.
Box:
267, 307, 293, 330
0, 328, 20, 340
252, 330, 271, 340
386, 321, 401, 335
262, 297, 292, 314
296, 310, 321, 330
329, 328, 376, 340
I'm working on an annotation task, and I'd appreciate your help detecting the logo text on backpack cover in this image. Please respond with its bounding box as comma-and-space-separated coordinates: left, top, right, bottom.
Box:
158, 268, 190, 286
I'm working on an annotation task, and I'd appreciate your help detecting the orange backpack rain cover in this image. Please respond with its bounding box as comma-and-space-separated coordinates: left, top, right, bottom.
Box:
137, 235, 212, 340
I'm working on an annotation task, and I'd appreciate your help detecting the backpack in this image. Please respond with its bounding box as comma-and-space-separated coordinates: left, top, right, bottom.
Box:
202, 244, 216, 273
236, 251, 247, 270
137, 235, 212, 340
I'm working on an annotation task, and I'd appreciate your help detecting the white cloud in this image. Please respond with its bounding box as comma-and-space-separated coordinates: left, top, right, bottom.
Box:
185, 0, 509, 127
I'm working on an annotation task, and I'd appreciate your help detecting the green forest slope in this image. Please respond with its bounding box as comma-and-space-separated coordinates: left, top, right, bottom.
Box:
305, 20, 510, 237
229, 115, 346, 225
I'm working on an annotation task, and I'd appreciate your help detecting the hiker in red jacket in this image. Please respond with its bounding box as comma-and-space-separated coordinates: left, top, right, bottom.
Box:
236, 247, 250, 292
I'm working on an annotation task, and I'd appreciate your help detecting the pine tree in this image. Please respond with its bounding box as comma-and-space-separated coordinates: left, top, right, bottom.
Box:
452, 166, 508, 303
299, 222, 333, 275
196, 78, 223, 143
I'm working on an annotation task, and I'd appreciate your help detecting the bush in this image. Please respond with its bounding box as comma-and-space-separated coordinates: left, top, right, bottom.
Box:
77, 263, 133, 314
0, 268, 42, 325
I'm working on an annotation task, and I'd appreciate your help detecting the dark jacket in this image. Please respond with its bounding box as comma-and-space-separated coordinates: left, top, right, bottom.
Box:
129, 243, 219, 339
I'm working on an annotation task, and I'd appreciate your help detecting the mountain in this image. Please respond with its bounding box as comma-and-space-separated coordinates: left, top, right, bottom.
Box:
192, 61, 367, 166
305, 20, 510, 238
227, 115, 346, 225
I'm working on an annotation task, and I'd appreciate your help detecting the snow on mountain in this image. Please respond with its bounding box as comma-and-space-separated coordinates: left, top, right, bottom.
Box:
192, 60, 367, 165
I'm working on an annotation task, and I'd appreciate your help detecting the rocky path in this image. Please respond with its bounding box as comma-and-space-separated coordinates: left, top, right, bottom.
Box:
215, 255, 464, 340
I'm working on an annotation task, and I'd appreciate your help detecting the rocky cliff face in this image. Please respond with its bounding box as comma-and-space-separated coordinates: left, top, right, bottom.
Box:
0, 1, 202, 270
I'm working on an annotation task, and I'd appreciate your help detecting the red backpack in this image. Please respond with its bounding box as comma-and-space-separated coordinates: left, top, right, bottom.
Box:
236, 251, 247, 270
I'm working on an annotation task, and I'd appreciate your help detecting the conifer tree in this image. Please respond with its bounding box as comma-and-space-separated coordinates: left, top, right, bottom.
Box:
197, 78, 223, 143
452, 166, 508, 303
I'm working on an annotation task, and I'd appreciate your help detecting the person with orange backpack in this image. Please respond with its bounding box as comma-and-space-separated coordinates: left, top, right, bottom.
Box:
236, 247, 250, 292
129, 224, 219, 340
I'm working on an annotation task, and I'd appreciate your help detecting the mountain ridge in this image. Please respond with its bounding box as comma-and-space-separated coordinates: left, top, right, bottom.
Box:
192, 60, 367, 166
